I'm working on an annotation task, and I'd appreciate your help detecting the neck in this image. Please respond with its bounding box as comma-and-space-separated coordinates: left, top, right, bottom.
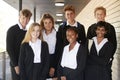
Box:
68, 20, 75, 25
97, 19, 105, 22
31, 38, 37, 43
97, 37, 104, 44
45, 30, 52, 35
69, 41, 76, 51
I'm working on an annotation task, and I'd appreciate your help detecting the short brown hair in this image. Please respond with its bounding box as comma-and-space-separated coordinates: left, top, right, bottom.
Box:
63, 5, 75, 13
94, 6, 106, 15
19, 9, 32, 18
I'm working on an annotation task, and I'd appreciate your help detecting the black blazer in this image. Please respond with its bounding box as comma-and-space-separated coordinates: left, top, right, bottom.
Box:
55, 21, 87, 70
19, 41, 49, 80
87, 22, 117, 54
57, 43, 87, 80
85, 41, 114, 80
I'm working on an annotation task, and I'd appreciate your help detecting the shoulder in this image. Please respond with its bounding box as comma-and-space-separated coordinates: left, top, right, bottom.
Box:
106, 22, 113, 26
87, 23, 96, 31
106, 41, 113, 47
77, 22, 84, 27
7, 24, 19, 32
89, 23, 96, 28
80, 43, 87, 49
21, 42, 29, 47
42, 41, 48, 46
105, 22, 115, 29
59, 21, 67, 27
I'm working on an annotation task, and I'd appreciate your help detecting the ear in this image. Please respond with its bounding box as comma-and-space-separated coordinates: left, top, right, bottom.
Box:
76, 34, 78, 38
105, 30, 107, 34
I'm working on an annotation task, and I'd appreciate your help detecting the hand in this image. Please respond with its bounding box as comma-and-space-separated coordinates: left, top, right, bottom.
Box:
49, 67, 55, 77
52, 77, 58, 80
61, 76, 66, 80
14, 66, 19, 75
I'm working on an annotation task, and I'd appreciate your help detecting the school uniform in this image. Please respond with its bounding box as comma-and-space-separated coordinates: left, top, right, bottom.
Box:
42, 29, 57, 77
19, 39, 49, 80
85, 37, 114, 80
6, 22, 27, 80
56, 21, 87, 73
87, 22, 117, 54
57, 42, 87, 80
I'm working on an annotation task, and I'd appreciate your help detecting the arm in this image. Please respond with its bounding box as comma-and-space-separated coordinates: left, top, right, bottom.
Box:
6, 28, 18, 67
78, 24, 87, 44
57, 47, 66, 80
107, 24, 117, 53
87, 24, 96, 39
19, 44, 27, 80
57, 59, 64, 80
75, 45, 87, 73
40, 42, 50, 80
54, 26, 64, 69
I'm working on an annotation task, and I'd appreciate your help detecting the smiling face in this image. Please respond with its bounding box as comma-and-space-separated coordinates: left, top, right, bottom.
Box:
43, 18, 53, 31
19, 14, 30, 29
95, 10, 106, 22
30, 25, 40, 41
66, 29, 78, 44
65, 10, 75, 23
96, 26, 107, 38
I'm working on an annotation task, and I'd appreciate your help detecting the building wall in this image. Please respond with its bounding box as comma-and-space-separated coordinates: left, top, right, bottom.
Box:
76, 0, 120, 80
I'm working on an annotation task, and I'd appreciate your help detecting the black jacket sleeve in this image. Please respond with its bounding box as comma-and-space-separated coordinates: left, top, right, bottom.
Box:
6, 28, 18, 67
77, 23, 87, 44
87, 24, 96, 39
106, 23, 117, 54
40, 42, 50, 80
19, 43, 27, 80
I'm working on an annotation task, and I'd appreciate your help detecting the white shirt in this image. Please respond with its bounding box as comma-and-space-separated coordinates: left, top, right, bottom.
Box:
42, 29, 56, 54
67, 21, 77, 27
61, 42, 80, 69
29, 39, 41, 63
93, 37, 108, 55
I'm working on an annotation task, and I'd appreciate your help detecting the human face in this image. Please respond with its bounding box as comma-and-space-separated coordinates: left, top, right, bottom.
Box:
66, 30, 78, 44
43, 18, 53, 31
96, 27, 107, 38
95, 10, 106, 22
31, 26, 40, 41
65, 10, 75, 22
19, 14, 30, 29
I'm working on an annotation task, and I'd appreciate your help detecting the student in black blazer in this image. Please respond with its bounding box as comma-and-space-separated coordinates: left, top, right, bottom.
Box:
87, 6, 117, 55
57, 27, 87, 80
19, 23, 49, 80
40, 13, 57, 80
6, 9, 32, 80
85, 21, 115, 80
56, 5, 86, 72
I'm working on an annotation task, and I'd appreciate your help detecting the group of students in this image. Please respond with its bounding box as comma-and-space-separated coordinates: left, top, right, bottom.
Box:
6, 4, 117, 80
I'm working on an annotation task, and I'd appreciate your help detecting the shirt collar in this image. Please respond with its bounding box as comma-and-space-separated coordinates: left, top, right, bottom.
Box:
17, 21, 27, 31
29, 39, 41, 46
66, 21, 77, 27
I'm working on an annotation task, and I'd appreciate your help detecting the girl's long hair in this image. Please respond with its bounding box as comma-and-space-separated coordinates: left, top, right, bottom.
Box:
22, 23, 43, 44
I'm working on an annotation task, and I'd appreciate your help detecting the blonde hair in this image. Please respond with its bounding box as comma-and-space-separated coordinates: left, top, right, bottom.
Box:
94, 6, 106, 15
63, 5, 75, 13
40, 13, 54, 29
22, 23, 43, 44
